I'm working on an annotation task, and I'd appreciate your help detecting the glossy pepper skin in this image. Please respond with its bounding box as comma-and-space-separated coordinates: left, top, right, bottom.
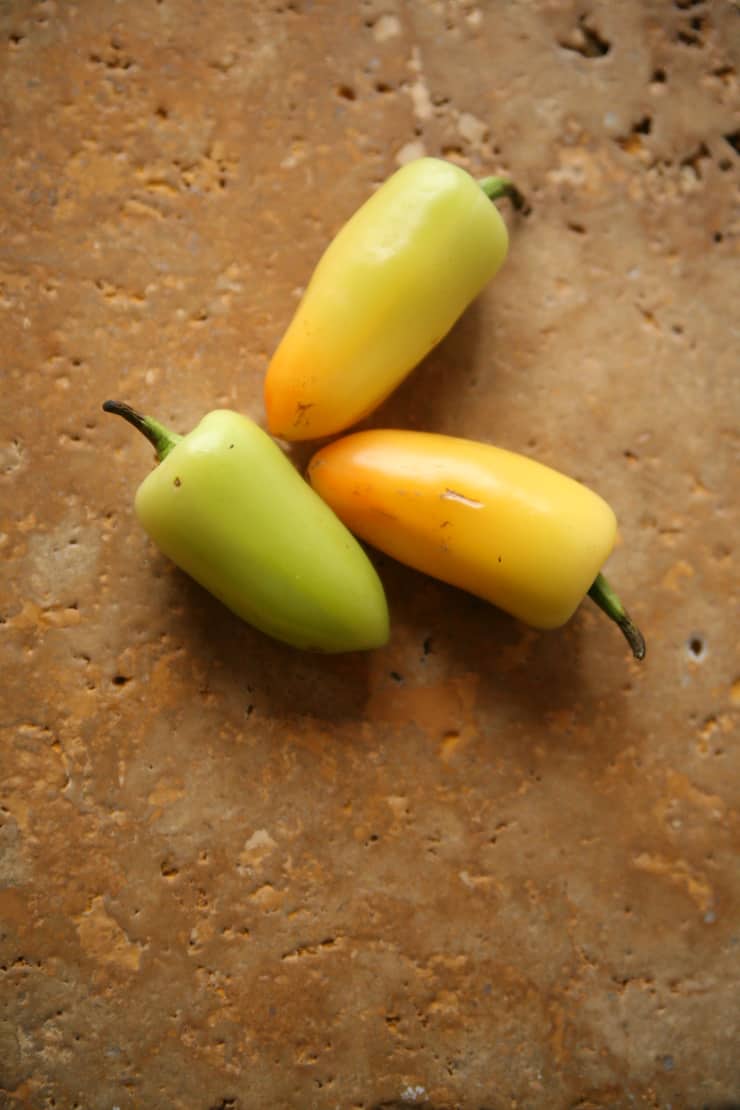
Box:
103, 402, 389, 652
265, 158, 512, 441
308, 430, 645, 658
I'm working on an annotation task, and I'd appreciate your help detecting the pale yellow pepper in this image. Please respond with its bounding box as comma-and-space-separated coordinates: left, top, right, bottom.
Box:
265, 158, 515, 441
308, 429, 645, 658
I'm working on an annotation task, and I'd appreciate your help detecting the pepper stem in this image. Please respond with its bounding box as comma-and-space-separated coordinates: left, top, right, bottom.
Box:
588, 572, 646, 661
102, 400, 182, 462
478, 175, 527, 212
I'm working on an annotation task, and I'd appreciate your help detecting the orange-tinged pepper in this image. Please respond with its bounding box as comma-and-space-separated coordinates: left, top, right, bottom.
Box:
265, 158, 518, 441
308, 429, 645, 658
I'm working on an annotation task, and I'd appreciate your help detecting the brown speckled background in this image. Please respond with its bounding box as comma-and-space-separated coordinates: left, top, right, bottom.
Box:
1, 1, 739, 1108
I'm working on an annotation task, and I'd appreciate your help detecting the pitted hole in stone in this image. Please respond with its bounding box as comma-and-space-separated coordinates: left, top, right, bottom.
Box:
712, 64, 735, 84
723, 130, 740, 157
617, 116, 654, 156
558, 15, 611, 58
680, 141, 711, 179
336, 84, 356, 101
112, 674, 131, 686
687, 635, 706, 662
677, 25, 703, 47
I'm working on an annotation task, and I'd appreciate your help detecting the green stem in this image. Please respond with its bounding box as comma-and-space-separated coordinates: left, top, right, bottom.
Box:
588, 572, 646, 661
478, 175, 527, 212
102, 400, 182, 462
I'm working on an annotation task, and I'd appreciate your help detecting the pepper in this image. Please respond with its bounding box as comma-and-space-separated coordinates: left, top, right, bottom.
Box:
264, 158, 521, 441
307, 430, 645, 659
103, 401, 389, 652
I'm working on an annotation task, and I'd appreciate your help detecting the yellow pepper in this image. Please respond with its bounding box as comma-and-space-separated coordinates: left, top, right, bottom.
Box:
308, 430, 645, 658
265, 158, 519, 441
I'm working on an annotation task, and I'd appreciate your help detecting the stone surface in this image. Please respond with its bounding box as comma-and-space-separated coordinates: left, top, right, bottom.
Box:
1, 1, 738, 1108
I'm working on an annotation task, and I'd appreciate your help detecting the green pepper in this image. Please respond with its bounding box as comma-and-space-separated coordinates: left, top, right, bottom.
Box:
265, 157, 522, 441
103, 401, 389, 652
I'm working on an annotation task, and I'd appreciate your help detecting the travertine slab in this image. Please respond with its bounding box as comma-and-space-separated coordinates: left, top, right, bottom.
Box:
1, 1, 738, 1107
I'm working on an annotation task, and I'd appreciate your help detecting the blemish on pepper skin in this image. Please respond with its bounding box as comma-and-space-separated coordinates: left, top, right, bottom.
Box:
440, 488, 483, 509
293, 402, 315, 427
173, 476, 181, 487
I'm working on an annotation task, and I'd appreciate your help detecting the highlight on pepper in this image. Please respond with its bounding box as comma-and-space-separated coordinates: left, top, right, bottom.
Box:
264, 157, 522, 442
307, 429, 645, 660
102, 401, 389, 653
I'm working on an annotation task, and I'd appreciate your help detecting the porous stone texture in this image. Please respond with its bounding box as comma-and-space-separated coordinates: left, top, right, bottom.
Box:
1, 1, 738, 1107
